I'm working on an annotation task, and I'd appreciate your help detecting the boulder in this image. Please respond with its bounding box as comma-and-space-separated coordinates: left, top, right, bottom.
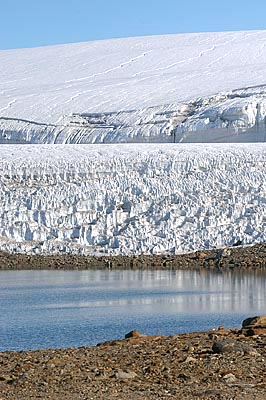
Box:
125, 329, 144, 339
244, 327, 266, 336
212, 340, 258, 355
242, 316, 266, 328
241, 315, 266, 336
114, 370, 137, 379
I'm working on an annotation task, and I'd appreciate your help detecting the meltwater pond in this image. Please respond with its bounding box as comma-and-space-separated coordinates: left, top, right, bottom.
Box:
1, 269, 266, 351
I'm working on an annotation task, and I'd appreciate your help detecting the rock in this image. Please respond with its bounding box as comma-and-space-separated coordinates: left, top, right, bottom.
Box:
177, 373, 191, 380
124, 329, 144, 339
242, 316, 266, 328
97, 339, 120, 347
212, 340, 257, 355
184, 356, 197, 363
232, 240, 242, 247
208, 333, 218, 340
222, 373, 237, 383
243, 327, 266, 337
198, 252, 208, 259
241, 316, 266, 336
222, 248, 231, 257
114, 370, 137, 379
0, 375, 15, 384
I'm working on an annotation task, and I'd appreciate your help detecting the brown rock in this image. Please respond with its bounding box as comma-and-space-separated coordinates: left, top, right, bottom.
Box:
242, 316, 266, 328
198, 252, 208, 259
241, 316, 266, 336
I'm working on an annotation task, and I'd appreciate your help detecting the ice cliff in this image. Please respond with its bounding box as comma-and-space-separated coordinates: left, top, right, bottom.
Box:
1, 31, 266, 144
0, 144, 265, 255
1, 85, 266, 144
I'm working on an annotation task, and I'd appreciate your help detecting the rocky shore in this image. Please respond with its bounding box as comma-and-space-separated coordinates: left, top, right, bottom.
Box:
1, 316, 266, 399
0, 242, 266, 271
1, 245, 266, 399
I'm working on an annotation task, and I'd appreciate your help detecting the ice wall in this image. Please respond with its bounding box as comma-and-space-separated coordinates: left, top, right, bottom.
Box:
1, 31, 266, 144
1, 86, 266, 144
0, 143, 265, 255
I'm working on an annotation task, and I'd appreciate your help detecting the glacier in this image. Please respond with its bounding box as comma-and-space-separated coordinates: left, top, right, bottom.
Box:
1, 31, 266, 144
0, 144, 265, 255
1, 31, 266, 255
2, 86, 266, 144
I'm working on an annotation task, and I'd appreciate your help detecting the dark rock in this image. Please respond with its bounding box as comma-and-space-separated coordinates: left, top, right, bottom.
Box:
242, 316, 266, 328
243, 327, 266, 337
0, 375, 15, 384
212, 340, 257, 355
125, 329, 144, 339
241, 316, 266, 336
177, 373, 191, 380
232, 240, 242, 247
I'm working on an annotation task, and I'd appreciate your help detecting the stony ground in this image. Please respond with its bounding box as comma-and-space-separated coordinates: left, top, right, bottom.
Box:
1, 324, 266, 400
0, 243, 266, 271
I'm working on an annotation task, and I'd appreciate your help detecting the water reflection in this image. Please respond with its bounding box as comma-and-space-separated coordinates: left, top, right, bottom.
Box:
0, 269, 265, 351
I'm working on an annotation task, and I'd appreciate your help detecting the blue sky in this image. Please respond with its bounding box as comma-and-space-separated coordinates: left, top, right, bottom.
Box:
1, 0, 266, 50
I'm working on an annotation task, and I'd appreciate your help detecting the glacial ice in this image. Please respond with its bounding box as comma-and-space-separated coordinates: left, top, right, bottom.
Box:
1, 31, 266, 144
0, 144, 265, 255
1, 31, 266, 255
1, 87, 266, 144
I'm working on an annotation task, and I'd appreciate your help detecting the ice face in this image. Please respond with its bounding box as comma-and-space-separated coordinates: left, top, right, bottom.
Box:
0, 143, 265, 255
1, 31, 266, 144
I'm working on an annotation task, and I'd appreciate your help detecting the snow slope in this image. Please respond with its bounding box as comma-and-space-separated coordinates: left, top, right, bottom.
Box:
1, 31, 266, 143
0, 144, 265, 255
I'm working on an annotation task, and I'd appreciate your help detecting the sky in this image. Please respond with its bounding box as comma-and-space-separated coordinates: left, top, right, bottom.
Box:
1, 0, 266, 50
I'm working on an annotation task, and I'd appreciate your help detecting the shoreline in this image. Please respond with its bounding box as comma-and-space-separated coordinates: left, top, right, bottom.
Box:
0, 243, 266, 270
1, 240, 266, 399
1, 319, 266, 399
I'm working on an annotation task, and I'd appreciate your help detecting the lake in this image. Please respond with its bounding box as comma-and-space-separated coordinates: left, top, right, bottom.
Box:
1, 269, 265, 351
